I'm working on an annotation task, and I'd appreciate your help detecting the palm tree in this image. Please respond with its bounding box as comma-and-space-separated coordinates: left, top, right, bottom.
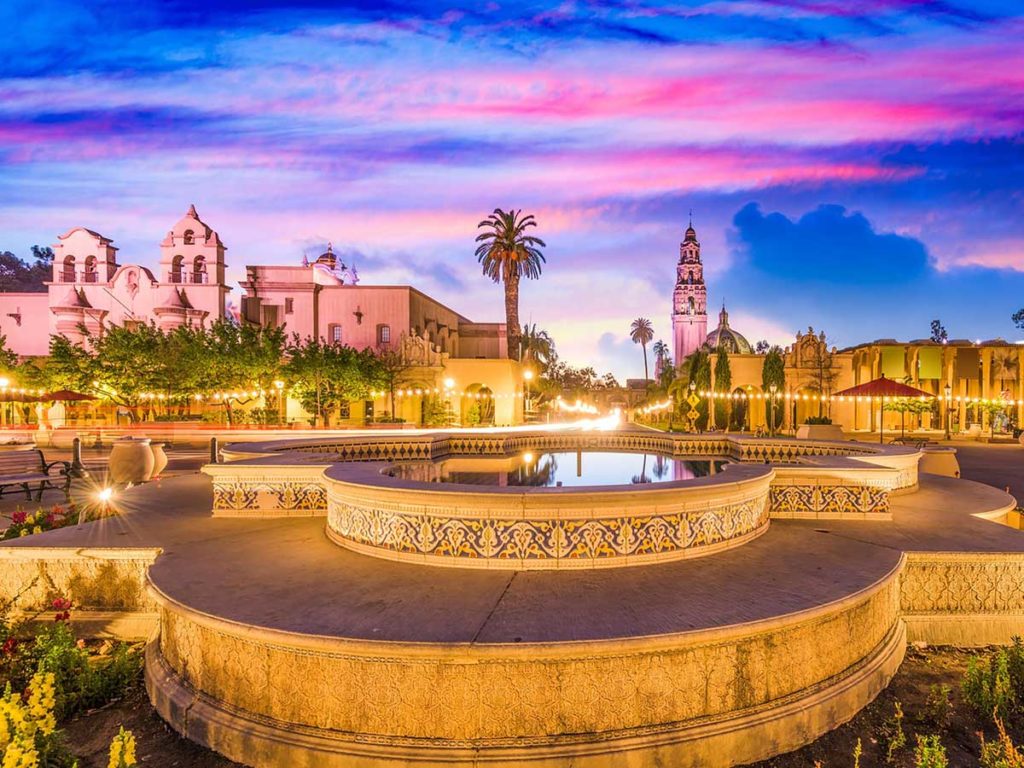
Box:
520, 323, 555, 371
630, 317, 654, 380
475, 209, 546, 361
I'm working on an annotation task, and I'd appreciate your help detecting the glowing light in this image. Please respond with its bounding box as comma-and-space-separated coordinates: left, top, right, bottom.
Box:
522, 451, 535, 464
97, 487, 114, 503
523, 370, 535, 381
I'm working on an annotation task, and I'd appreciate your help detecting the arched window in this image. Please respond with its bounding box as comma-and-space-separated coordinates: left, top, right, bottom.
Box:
170, 255, 184, 283
183, 229, 195, 245
688, 296, 695, 315
82, 255, 97, 283
61, 255, 76, 283
192, 255, 207, 284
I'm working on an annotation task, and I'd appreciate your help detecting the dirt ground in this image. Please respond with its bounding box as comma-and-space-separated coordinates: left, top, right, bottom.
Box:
63, 679, 240, 767
61, 646, 1002, 767
746, 645, 993, 767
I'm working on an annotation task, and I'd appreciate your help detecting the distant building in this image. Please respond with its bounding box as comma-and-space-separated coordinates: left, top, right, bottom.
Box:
671, 220, 707, 363
0, 206, 524, 426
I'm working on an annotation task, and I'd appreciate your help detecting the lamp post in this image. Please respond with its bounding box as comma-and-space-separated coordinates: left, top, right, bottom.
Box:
0, 377, 8, 428
769, 384, 777, 437
273, 380, 285, 426
688, 381, 697, 432
444, 378, 456, 427
523, 369, 534, 424
944, 383, 952, 441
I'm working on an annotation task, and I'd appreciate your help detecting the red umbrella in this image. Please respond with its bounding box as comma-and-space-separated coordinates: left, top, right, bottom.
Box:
834, 375, 935, 443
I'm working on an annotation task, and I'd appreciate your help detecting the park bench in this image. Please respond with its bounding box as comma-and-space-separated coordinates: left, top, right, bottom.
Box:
0, 449, 72, 501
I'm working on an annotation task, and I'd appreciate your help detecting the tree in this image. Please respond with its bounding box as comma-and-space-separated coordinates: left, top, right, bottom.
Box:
199, 321, 287, 424
713, 346, 732, 429
475, 209, 546, 361
883, 398, 933, 437
0, 246, 53, 292
1013, 308, 1024, 330
687, 350, 712, 430
930, 320, 948, 344
520, 323, 556, 372
375, 349, 417, 421
284, 336, 379, 427
630, 317, 654, 380
755, 339, 770, 354
761, 345, 786, 432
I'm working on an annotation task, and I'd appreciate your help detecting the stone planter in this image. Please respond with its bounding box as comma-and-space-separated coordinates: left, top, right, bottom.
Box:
151, 443, 169, 478
796, 424, 845, 441
919, 446, 960, 478
109, 437, 155, 484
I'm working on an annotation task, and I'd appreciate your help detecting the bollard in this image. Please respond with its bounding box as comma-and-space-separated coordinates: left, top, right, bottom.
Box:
70, 436, 88, 478
210, 437, 219, 465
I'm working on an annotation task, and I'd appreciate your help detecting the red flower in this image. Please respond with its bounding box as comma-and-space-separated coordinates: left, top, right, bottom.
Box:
51, 597, 72, 611
1, 637, 16, 656
11, 510, 26, 525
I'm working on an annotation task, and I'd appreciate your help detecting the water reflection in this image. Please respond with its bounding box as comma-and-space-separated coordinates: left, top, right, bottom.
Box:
388, 451, 727, 488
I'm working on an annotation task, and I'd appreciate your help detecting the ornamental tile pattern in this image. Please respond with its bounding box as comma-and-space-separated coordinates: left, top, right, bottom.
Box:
327, 495, 769, 563
770, 484, 889, 515
900, 554, 1024, 615
213, 479, 326, 512
155, 574, 901, 743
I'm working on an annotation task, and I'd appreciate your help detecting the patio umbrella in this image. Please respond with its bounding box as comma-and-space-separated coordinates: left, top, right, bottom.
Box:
833, 375, 935, 443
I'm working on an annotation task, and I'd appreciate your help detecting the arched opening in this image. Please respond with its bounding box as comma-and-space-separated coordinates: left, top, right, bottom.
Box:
192, 255, 207, 284
183, 229, 195, 245
170, 255, 184, 283
61, 255, 76, 282
462, 384, 495, 426
731, 387, 748, 431
83, 255, 97, 283
687, 296, 695, 315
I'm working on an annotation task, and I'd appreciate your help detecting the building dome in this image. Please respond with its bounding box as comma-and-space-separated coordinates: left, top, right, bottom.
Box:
315, 242, 343, 270
704, 305, 752, 354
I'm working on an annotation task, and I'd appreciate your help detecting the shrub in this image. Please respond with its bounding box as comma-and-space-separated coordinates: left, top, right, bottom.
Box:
804, 416, 833, 425
925, 683, 952, 728
980, 717, 1024, 768
962, 640, 1024, 724
881, 700, 907, 762
914, 734, 948, 768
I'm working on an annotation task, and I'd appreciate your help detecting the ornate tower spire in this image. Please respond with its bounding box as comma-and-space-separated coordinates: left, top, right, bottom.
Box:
671, 218, 708, 363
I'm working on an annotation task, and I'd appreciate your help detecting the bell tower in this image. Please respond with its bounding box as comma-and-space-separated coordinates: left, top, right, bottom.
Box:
671, 218, 708, 364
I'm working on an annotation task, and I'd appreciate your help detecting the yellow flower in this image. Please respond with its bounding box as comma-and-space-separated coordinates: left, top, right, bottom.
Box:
31, 527, 41, 536
1, 734, 39, 768
26, 673, 56, 736
17, 530, 27, 538
108, 726, 137, 768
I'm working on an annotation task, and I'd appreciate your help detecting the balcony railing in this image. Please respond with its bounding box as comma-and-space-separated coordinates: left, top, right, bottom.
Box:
60, 270, 76, 282
168, 272, 209, 284
81, 271, 98, 283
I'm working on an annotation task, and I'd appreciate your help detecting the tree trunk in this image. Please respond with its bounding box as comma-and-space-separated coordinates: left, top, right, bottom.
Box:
642, 343, 649, 380
504, 270, 521, 361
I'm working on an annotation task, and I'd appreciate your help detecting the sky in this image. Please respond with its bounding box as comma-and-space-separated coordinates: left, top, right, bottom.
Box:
0, 0, 1022, 378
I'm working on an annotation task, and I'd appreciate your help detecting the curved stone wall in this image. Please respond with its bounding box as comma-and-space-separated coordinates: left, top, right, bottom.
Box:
147, 565, 904, 767
325, 463, 772, 568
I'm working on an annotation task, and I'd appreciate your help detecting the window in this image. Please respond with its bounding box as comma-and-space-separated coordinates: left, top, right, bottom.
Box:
329, 324, 342, 344
285, 298, 294, 315
183, 229, 194, 245
378, 324, 391, 345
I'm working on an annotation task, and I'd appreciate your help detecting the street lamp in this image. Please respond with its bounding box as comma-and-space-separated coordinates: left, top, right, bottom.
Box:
944, 383, 952, 440
523, 369, 535, 422
273, 380, 285, 426
769, 384, 778, 438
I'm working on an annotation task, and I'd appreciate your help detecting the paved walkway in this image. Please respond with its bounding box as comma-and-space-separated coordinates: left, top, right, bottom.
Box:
2, 469, 1018, 645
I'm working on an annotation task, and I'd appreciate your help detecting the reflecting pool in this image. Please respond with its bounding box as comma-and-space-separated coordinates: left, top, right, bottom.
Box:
388, 450, 728, 487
